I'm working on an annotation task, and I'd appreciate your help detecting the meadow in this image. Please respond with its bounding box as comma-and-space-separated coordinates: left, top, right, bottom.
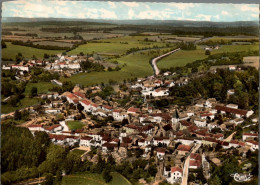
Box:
66, 121, 85, 130
24, 82, 56, 96
2, 42, 64, 60
157, 43, 259, 70
61, 172, 131, 185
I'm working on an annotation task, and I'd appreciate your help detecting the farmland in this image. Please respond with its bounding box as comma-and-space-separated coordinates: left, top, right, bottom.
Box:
157, 43, 259, 70
2, 42, 64, 60
24, 82, 56, 96
61, 172, 131, 185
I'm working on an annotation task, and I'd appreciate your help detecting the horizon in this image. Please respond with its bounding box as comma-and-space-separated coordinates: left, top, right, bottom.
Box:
2, 0, 259, 22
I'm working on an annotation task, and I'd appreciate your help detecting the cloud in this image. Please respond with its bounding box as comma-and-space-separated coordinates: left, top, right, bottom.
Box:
77, 13, 85, 19
54, 1, 67, 6
128, 9, 135, 19
238, 5, 258, 12
221, 11, 229, 15
251, 14, 258, 18
122, 2, 139, 7
168, 3, 195, 10
108, 1, 116, 8
214, 15, 220, 20
99, 8, 117, 19
196, 14, 211, 21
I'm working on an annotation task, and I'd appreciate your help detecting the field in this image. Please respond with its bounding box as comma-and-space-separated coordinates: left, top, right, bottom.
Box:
67, 35, 170, 56
157, 43, 259, 70
62, 172, 132, 185
61, 48, 171, 86
71, 149, 86, 156
208, 36, 259, 42
1, 97, 41, 114
2, 42, 64, 60
66, 121, 85, 130
33, 41, 74, 47
243, 56, 259, 69
24, 82, 56, 96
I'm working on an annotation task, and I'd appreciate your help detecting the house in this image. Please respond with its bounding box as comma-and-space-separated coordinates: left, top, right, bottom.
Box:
65, 93, 79, 104
112, 109, 128, 121
45, 124, 63, 133
153, 137, 170, 146
80, 136, 93, 147
230, 118, 244, 126
49, 134, 66, 145
155, 147, 166, 160
73, 91, 86, 99
202, 137, 217, 147
102, 105, 113, 112
245, 140, 259, 151
177, 144, 192, 155
152, 88, 169, 97
227, 89, 235, 96
214, 105, 254, 118
141, 124, 154, 135
127, 107, 140, 114
189, 153, 202, 169
179, 120, 192, 130
11, 65, 29, 71
166, 166, 183, 184
80, 99, 93, 112
194, 118, 207, 127
102, 142, 118, 153
242, 133, 258, 141
176, 138, 196, 145
92, 109, 108, 117
124, 125, 139, 134
28, 124, 45, 132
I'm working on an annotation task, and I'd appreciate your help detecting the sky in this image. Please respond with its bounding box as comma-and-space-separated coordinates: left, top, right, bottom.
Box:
2, 0, 259, 22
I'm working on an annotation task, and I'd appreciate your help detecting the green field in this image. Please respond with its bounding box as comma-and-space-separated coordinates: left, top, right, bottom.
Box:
1, 97, 41, 114
62, 48, 172, 86
66, 121, 84, 130
2, 42, 64, 60
71, 149, 86, 156
67, 36, 169, 55
24, 82, 56, 96
62, 172, 132, 185
158, 43, 259, 69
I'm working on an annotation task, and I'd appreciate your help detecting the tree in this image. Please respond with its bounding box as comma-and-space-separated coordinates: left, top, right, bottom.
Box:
30, 87, 38, 97
14, 110, 22, 120
44, 53, 50, 59
77, 103, 84, 112
44, 173, 54, 185
2, 40, 7, 48
103, 168, 112, 183
205, 50, 211, 55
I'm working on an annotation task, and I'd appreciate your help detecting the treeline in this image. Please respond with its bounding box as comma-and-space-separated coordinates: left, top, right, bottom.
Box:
14, 33, 38, 37
169, 67, 259, 110
176, 41, 196, 50
200, 39, 259, 46
126, 45, 161, 55
80, 60, 105, 72
11, 40, 70, 50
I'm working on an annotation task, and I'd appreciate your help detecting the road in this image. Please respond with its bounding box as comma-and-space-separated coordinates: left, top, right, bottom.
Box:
151, 48, 180, 76
181, 143, 201, 185
223, 131, 236, 142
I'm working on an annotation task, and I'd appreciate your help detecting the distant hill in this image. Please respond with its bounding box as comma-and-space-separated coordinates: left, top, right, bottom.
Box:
2, 17, 258, 28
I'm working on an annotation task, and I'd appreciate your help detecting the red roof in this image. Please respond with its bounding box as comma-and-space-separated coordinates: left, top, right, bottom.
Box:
122, 137, 132, 143
171, 166, 183, 174
103, 105, 113, 110
127, 107, 140, 113
243, 133, 258, 137
204, 137, 217, 143
177, 145, 192, 151
190, 153, 202, 161
246, 140, 258, 145
91, 103, 98, 108
67, 93, 78, 99
48, 134, 66, 141
81, 99, 92, 106
113, 109, 121, 113
74, 92, 86, 99
189, 160, 201, 167
45, 124, 61, 131
215, 105, 248, 116
155, 147, 166, 153
102, 142, 117, 149
81, 136, 92, 140
214, 133, 224, 139
180, 120, 192, 127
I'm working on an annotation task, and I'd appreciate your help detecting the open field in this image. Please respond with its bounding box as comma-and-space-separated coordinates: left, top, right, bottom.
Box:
62, 48, 171, 86
2, 42, 64, 60
67, 36, 169, 56
24, 82, 56, 96
62, 172, 131, 185
158, 43, 259, 70
1, 97, 41, 114
209, 36, 259, 41
71, 149, 86, 156
66, 121, 85, 130
243, 56, 259, 69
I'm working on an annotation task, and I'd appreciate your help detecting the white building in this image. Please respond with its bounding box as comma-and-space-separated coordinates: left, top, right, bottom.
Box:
166, 166, 183, 184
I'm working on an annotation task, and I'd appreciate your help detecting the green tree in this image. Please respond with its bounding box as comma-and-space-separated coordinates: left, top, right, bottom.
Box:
103, 168, 112, 183
205, 50, 211, 55
30, 87, 38, 97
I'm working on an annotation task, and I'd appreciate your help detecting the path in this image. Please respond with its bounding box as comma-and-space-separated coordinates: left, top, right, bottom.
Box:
151, 48, 180, 76
181, 143, 201, 185
224, 131, 236, 142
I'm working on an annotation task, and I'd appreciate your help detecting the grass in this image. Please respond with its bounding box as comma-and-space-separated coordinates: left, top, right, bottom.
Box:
62, 172, 132, 185
66, 121, 84, 131
157, 43, 259, 70
71, 149, 86, 156
24, 82, 56, 96
2, 42, 64, 60
61, 48, 172, 86
67, 35, 168, 55
1, 97, 41, 114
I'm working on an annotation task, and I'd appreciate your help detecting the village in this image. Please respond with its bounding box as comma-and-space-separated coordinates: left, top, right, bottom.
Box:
2, 56, 258, 185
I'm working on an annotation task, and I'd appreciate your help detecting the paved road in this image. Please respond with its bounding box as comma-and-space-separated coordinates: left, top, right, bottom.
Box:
151, 48, 180, 76
181, 143, 201, 185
